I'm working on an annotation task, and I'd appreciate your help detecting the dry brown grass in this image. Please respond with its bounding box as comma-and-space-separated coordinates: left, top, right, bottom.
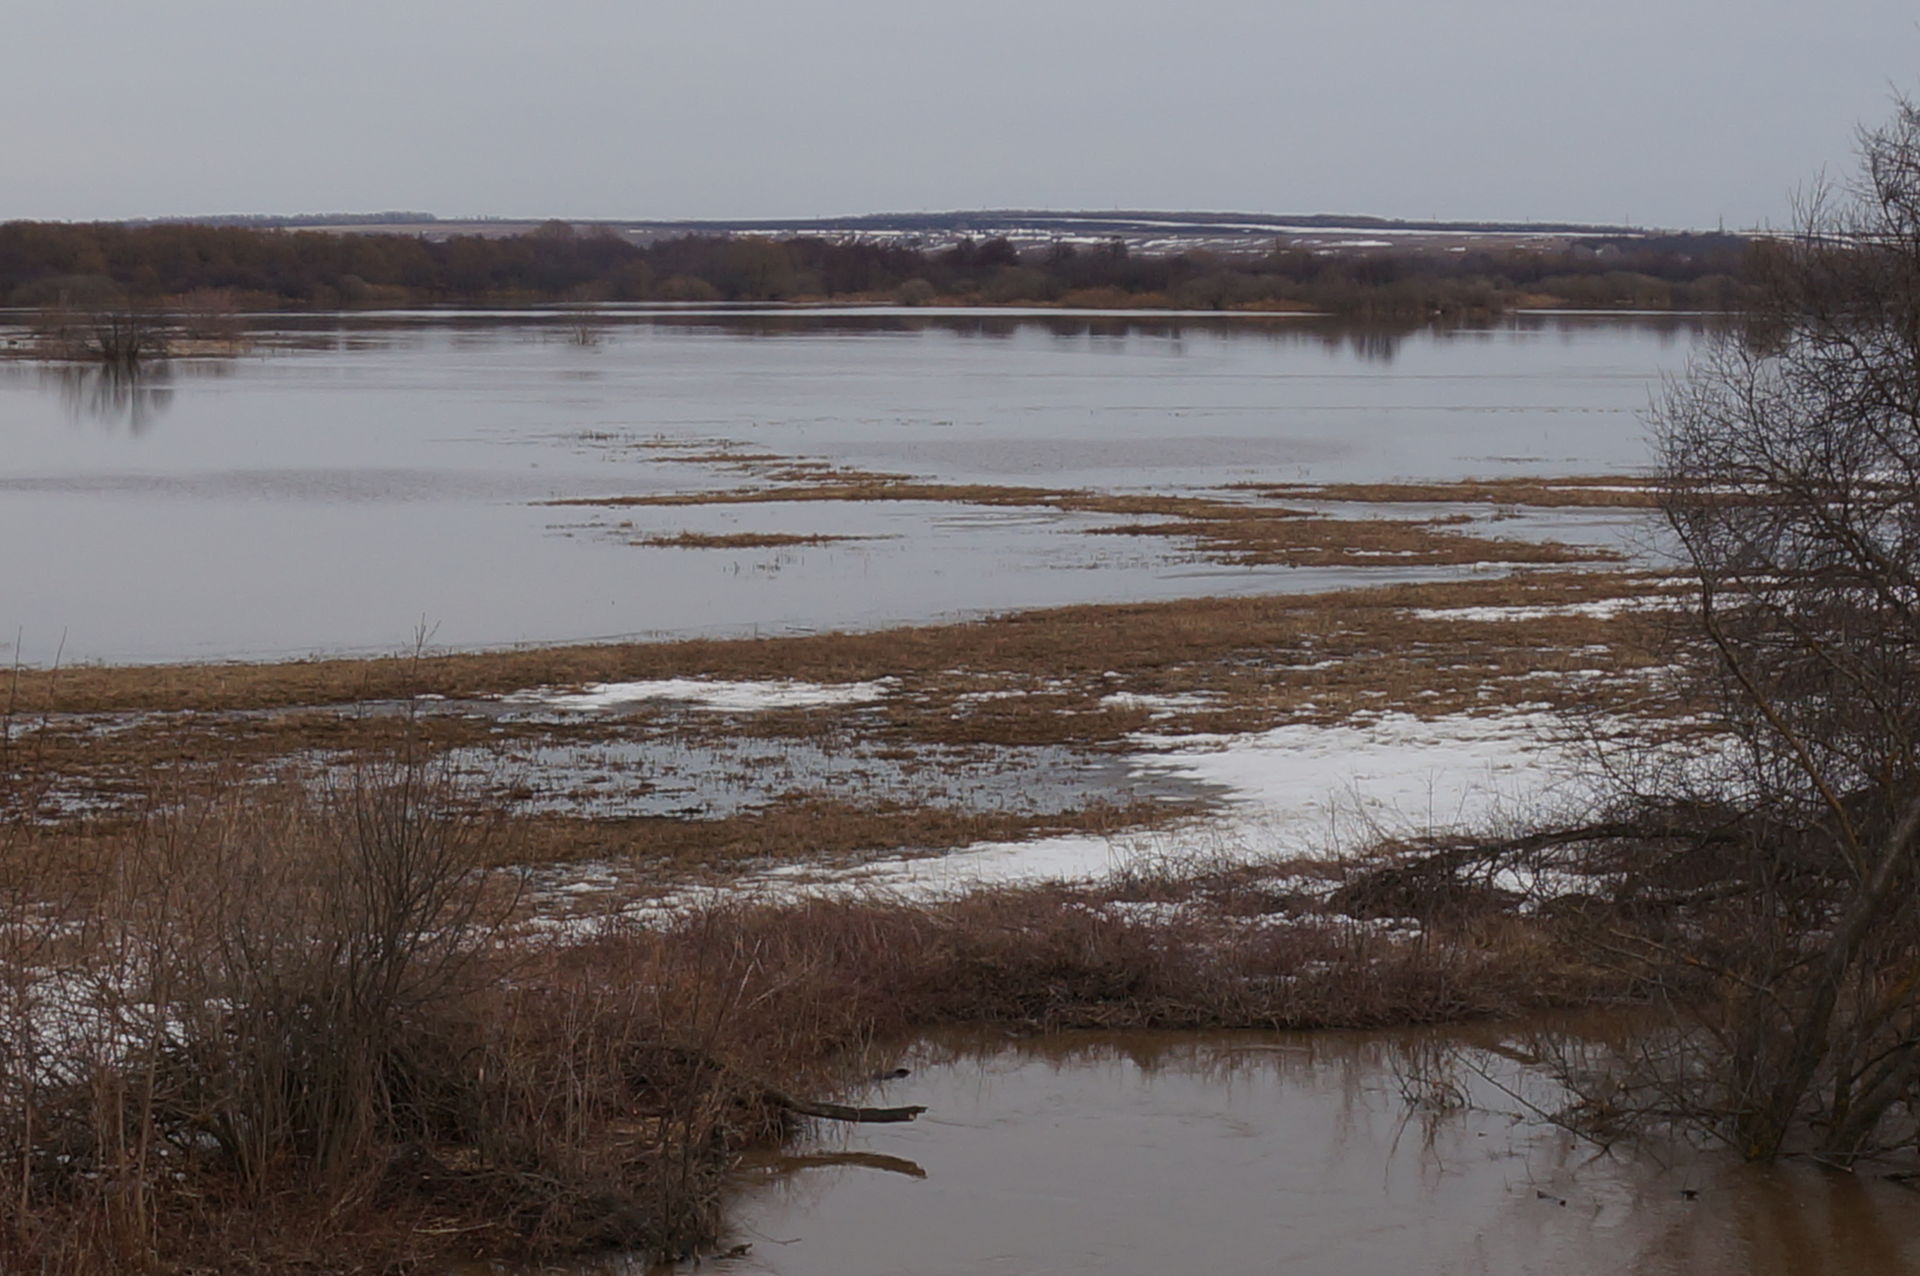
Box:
0, 772, 775, 1271
3, 571, 1695, 879
600, 884, 1610, 1050
7, 570, 1672, 716
1240, 476, 1662, 508
551, 470, 1618, 570
0, 754, 1633, 1273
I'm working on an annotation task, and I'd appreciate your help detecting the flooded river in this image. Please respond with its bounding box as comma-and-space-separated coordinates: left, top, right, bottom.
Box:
658, 1025, 1920, 1276
0, 309, 1701, 664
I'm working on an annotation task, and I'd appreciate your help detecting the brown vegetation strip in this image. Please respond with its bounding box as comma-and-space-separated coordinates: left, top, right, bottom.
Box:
1240, 476, 1661, 508
551, 474, 1616, 568
4, 570, 1675, 716
546, 479, 1075, 509
1089, 513, 1607, 567
631, 531, 880, 550
549, 477, 1321, 522
2, 571, 1698, 875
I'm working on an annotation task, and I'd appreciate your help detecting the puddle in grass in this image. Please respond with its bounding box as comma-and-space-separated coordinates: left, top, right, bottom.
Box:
447, 734, 1202, 821
510, 1021, 1920, 1276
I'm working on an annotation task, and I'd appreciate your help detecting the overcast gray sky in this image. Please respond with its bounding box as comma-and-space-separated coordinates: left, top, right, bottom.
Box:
2, 0, 1913, 229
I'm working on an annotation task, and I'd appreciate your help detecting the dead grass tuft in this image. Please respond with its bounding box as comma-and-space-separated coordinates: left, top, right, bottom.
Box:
632, 531, 881, 550
1239, 476, 1661, 508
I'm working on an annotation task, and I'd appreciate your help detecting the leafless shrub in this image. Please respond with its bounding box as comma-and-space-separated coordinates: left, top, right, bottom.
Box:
893, 277, 937, 306
32, 304, 171, 366
1503, 98, 1920, 1166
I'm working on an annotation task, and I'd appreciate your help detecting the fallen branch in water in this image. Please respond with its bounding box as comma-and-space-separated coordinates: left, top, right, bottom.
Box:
761, 1090, 928, 1123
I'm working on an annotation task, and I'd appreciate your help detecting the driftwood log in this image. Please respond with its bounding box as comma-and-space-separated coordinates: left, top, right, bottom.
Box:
638, 1043, 928, 1123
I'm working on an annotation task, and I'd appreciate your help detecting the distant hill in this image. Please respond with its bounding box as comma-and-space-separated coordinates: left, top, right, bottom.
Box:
126, 209, 1662, 254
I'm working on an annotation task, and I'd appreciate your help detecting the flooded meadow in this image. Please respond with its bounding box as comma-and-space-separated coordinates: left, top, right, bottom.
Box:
0, 308, 1691, 664
3, 307, 1785, 1271
0, 307, 1707, 887
0, 306, 1711, 923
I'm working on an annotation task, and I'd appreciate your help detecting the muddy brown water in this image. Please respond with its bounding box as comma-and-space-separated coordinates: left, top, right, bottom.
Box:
536, 1021, 1920, 1276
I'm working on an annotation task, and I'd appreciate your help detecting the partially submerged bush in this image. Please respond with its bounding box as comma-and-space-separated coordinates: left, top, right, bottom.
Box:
31, 303, 171, 365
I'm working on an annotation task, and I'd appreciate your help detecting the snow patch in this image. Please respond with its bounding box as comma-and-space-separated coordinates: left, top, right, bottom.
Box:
1406, 598, 1680, 623
1099, 691, 1222, 715
503, 678, 892, 713
544, 708, 1593, 925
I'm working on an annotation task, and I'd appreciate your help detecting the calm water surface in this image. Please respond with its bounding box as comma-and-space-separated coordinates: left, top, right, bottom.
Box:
0, 310, 1704, 663
660, 1025, 1920, 1276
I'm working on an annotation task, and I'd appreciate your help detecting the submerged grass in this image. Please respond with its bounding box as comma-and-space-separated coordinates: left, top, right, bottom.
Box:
550, 471, 1617, 570
504, 796, 1193, 872
629, 531, 882, 550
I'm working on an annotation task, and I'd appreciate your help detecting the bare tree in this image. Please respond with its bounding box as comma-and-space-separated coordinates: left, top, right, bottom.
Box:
1633, 99, 1920, 1162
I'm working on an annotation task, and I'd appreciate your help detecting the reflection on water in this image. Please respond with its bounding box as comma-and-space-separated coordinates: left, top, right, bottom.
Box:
35, 361, 176, 432
226, 306, 1720, 367
657, 1023, 1920, 1276
0, 310, 1704, 664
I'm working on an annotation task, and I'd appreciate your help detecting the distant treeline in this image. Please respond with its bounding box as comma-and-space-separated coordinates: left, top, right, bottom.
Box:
0, 219, 1756, 315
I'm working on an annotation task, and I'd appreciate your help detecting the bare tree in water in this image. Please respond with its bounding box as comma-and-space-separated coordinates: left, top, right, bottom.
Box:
34, 303, 170, 366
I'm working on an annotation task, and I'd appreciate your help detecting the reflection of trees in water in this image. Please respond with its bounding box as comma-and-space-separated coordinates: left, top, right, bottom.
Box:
38, 363, 176, 432
201, 309, 1722, 369
528, 310, 1720, 366
13, 359, 237, 433
1331, 324, 1410, 363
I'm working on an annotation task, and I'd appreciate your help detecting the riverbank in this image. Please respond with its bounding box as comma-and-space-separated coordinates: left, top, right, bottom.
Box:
0, 815, 1639, 1271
